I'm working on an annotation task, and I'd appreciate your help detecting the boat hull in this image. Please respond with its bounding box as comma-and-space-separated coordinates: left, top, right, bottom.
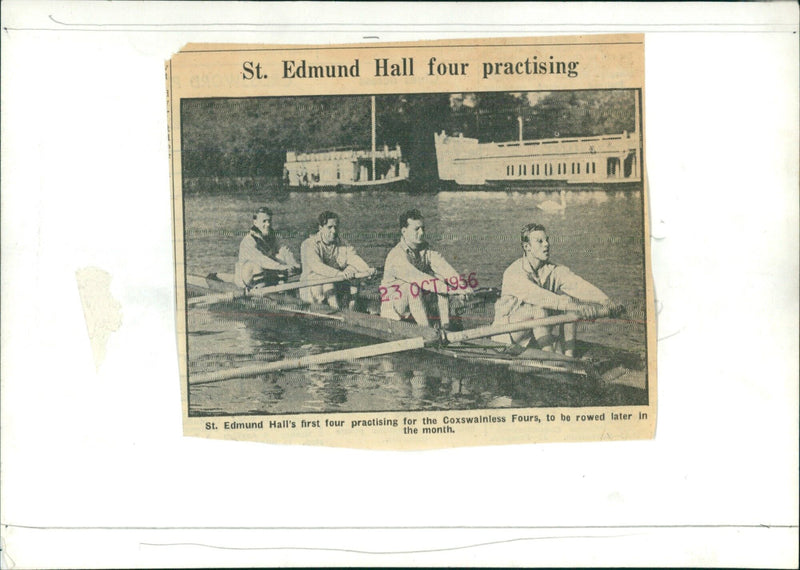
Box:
438, 179, 643, 192
284, 177, 411, 193
186, 273, 592, 376
284, 142, 411, 191
434, 131, 642, 189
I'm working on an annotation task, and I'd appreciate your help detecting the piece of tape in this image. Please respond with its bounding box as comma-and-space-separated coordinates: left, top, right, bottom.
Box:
75, 267, 123, 370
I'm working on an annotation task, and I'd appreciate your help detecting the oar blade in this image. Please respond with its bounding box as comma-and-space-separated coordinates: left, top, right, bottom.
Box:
189, 307, 612, 385
190, 336, 425, 385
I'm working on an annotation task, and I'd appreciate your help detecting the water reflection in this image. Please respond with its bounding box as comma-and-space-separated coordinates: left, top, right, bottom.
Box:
185, 187, 648, 416
189, 315, 647, 415
309, 373, 348, 408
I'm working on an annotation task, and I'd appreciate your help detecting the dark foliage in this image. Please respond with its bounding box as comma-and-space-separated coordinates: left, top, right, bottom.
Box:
180, 90, 635, 188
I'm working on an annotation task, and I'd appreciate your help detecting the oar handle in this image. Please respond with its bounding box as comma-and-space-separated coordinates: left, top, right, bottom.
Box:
188, 270, 379, 307
443, 307, 610, 344
248, 270, 378, 298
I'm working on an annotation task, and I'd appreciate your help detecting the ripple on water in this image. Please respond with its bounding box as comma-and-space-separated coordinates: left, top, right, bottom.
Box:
185, 188, 648, 415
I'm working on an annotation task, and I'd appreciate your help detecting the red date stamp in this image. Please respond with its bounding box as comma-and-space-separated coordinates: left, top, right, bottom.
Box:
379, 272, 478, 303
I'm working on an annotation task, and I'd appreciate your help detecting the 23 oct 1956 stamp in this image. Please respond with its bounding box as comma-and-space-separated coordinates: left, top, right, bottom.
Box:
167, 35, 656, 448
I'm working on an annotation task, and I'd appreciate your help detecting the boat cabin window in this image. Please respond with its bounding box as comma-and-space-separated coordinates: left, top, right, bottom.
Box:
607, 157, 620, 177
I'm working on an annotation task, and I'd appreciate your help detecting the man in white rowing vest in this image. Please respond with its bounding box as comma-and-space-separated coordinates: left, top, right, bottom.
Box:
299, 211, 376, 309
234, 206, 300, 290
492, 223, 620, 357
381, 209, 471, 330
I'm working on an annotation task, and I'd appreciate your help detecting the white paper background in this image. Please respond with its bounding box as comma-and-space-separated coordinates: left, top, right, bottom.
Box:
1, 2, 798, 568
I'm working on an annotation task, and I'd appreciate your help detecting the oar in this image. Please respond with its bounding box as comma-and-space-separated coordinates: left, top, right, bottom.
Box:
188, 270, 378, 307
189, 308, 609, 385
441, 307, 609, 343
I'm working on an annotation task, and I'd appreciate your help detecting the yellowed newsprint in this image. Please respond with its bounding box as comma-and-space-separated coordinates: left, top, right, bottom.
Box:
168, 35, 656, 449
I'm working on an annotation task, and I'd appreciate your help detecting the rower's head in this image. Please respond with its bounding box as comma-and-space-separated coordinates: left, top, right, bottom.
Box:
400, 209, 425, 249
252, 207, 273, 235
317, 211, 339, 245
521, 223, 550, 264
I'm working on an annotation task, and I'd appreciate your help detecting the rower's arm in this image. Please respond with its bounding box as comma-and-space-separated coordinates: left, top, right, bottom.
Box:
428, 250, 459, 282
553, 266, 610, 305
277, 246, 300, 269
517, 285, 575, 311
503, 271, 575, 311
300, 239, 341, 278
383, 247, 435, 285
429, 251, 474, 294
240, 237, 289, 271
343, 246, 371, 273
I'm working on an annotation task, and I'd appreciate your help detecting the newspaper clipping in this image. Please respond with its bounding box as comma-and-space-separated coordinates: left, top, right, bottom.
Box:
167, 35, 656, 449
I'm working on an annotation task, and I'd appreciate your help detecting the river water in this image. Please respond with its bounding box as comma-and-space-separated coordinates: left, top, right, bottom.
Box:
184, 187, 649, 416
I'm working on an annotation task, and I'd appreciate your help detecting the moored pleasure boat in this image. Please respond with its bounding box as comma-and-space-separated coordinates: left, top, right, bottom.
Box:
434, 130, 641, 188
434, 92, 643, 189
283, 96, 410, 191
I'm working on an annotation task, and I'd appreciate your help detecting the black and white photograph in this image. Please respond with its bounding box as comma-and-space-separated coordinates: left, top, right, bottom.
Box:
167, 36, 656, 447
3, 3, 797, 566
180, 89, 650, 417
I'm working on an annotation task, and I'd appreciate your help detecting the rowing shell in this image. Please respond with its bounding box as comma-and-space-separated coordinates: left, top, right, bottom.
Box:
185, 273, 595, 379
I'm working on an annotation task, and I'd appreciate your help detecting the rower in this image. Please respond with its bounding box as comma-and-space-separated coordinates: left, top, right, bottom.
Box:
492, 222, 621, 357
380, 209, 471, 330
234, 206, 300, 290
299, 211, 376, 309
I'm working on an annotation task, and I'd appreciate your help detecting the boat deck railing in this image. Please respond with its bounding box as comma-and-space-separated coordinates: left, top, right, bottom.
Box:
287, 145, 403, 163
496, 132, 633, 149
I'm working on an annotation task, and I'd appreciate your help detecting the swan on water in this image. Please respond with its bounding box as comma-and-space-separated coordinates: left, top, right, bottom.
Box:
537, 190, 567, 212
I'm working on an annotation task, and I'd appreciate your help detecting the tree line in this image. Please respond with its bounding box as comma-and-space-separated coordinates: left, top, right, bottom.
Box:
180, 90, 636, 185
